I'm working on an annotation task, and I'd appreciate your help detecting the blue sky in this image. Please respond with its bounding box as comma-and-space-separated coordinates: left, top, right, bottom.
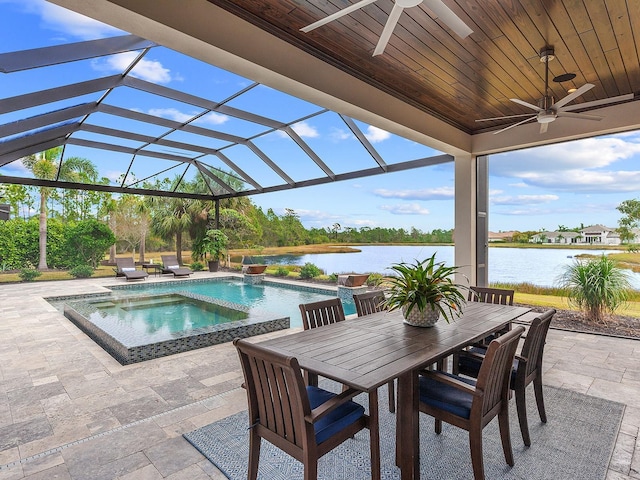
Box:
2, 0, 640, 234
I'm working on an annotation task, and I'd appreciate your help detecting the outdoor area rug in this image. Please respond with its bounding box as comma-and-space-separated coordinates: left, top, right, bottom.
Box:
184, 383, 624, 480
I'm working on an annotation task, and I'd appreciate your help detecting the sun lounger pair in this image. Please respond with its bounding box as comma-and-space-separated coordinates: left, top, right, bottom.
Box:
114, 258, 148, 281
161, 255, 193, 277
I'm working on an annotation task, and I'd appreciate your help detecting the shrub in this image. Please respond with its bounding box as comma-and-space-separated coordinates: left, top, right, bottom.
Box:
299, 262, 322, 279
69, 264, 94, 278
366, 273, 384, 287
328, 273, 339, 282
274, 266, 290, 277
190, 261, 205, 271
556, 255, 631, 323
64, 219, 116, 268
19, 265, 41, 282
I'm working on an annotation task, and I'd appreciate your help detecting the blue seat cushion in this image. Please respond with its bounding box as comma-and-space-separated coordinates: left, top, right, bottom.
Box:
419, 372, 477, 419
457, 346, 487, 377
306, 386, 365, 444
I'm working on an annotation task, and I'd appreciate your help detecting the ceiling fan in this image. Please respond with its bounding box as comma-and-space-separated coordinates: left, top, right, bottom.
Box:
300, 0, 473, 56
477, 47, 605, 134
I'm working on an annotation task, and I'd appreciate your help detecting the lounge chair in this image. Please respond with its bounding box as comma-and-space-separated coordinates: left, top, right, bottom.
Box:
114, 258, 148, 281
160, 255, 193, 277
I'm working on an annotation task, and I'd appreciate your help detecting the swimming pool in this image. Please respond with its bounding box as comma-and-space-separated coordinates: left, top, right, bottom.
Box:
51, 276, 355, 364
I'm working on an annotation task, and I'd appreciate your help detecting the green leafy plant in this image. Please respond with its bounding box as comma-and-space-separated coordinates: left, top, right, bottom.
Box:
299, 262, 322, 279
328, 273, 339, 282
366, 272, 384, 287
383, 254, 468, 324
274, 266, 290, 277
19, 264, 41, 282
190, 261, 205, 271
69, 264, 94, 278
192, 229, 229, 261
556, 255, 630, 323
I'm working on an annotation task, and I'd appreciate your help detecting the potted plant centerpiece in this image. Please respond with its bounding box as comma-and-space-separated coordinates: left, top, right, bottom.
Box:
193, 229, 229, 272
383, 254, 468, 327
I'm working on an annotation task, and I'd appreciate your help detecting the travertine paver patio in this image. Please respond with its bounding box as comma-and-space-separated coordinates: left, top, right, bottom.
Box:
0, 274, 639, 479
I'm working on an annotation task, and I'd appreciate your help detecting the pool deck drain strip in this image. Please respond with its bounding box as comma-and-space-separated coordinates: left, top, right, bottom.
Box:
0, 387, 243, 471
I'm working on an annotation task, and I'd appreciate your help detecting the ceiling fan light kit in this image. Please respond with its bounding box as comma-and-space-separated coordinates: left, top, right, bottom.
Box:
475, 45, 610, 135
301, 0, 473, 56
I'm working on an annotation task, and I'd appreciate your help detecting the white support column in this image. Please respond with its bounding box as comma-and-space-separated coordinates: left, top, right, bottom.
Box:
454, 154, 477, 286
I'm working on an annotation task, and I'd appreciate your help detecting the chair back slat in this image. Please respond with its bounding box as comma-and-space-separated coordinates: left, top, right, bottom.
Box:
475, 326, 524, 417
161, 255, 179, 266
519, 309, 555, 377
115, 257, 135, 271
235, 339, 310, 449
353, 291, 387, 317
299, 298, 345, 330
468, 286, 514, 306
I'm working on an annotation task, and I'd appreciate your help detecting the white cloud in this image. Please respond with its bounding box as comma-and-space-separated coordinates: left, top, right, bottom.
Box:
491, 194, 559, 206
330, 128, 352, 142
380, 203, 430, 215
148, 108, 193, 123
352, 219, 377, 227
364, 126, 391, 143
491, 135, 640, 192
146, 108, 228, 125
91, 52, 173, 84
198, 112, 229, 126
291, 122, 319, 138
373, 186, 454, 200
13, 0, 122, 40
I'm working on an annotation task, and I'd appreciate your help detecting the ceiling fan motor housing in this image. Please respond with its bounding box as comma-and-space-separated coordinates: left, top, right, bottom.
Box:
537, 111, 557, 123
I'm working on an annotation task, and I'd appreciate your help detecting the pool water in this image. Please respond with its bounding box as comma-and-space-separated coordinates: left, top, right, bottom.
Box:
109, 277, 356, 329
92, 294, 249, 334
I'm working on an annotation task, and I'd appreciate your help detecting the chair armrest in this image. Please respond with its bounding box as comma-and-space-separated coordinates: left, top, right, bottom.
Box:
421, 370, 483, 397
515, 354, 528, 364
457, 350, 486, 362
305, 387, 361, 423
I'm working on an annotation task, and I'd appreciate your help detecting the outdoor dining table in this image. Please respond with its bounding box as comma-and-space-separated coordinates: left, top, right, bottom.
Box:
256, 301, 531, 480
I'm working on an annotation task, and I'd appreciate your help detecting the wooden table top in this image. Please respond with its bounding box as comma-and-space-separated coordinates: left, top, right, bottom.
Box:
256, 303, 531, 392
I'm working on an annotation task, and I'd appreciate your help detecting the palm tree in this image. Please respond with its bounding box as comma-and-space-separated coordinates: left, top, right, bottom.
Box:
21, 148, 62, 270
22, 150, 100, 269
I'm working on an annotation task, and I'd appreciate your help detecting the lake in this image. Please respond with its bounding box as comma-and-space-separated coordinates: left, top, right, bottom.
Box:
257, 245, 640, 289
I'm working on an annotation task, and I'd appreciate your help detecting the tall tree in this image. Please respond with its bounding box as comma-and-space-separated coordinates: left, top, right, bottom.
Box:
617, 199, 640, 244
21, 148, 62, 270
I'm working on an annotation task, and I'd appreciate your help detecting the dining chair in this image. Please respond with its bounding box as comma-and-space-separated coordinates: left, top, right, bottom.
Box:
299, 297, 346, 330
352, 290, 396, 413
234, 338, 381, 480
468, 286, 515, 305
456, 309, 555, 446
353, 290, 386, 317
418, 326, 525, 480
468, 286, 515, 345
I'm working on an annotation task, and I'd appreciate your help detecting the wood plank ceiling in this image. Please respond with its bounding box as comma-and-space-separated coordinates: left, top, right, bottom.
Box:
207, 0, 640, 135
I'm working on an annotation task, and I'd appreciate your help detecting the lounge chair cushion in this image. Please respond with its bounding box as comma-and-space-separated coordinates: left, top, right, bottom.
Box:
306, 386, 365, 444
167, 265, 179, 269
419, 372, 476, 419
121, 267, 136, 272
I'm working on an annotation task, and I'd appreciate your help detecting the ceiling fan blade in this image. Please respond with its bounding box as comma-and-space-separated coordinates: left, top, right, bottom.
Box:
475, 113, 537, 122
556, 111, 602, 121
561, 93, 635, 112
373, 3, 405, 56
539, 122, 549, 134
424, 0, 473, 38
301, 0, 378, 32
553, 83, 595, 109
493, 115, 537, 134
510, 98, 541, 111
